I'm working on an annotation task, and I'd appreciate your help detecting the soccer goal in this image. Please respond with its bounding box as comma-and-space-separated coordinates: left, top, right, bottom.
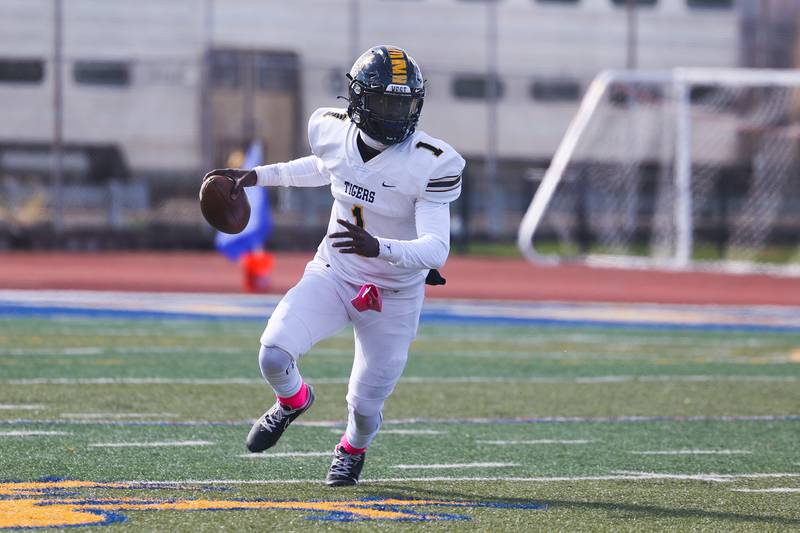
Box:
518, 68, 800, 276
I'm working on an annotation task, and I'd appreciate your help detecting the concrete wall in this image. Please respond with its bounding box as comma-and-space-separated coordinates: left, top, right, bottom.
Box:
0, 0, 738, 173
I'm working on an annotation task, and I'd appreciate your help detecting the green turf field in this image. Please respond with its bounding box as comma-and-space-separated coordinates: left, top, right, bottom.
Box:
1, 315, 799, 531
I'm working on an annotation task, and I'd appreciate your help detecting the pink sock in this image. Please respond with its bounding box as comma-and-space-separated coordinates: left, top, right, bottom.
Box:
339, 434, 367, 455
277, 382, 308, 409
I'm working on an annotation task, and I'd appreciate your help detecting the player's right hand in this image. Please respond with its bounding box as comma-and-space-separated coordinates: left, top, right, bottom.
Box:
202, 168, 249, 182
202, 169, 257, 200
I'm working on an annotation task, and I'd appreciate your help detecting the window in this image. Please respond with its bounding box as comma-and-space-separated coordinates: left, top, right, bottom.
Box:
610, 0, 657, 6
255, 52, 298, 92
210, 51, 298, 91
452, 75, 504, 100
531, 79, 581, 101
73, 61, 130, 87
210, 51, 240, 89
687, 0, 732, 8
0, 59, 44, 84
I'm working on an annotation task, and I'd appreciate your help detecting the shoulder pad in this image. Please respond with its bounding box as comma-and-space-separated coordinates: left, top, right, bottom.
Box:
405, 132, 465, 204
308, 107, 349, 158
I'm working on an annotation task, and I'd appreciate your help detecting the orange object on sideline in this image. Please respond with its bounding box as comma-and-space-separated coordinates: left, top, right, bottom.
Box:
242, 251, 274, 293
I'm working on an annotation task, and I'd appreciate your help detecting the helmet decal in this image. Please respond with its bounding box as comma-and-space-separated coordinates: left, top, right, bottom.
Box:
387, 47, 408, 84
386, 84, 411, 94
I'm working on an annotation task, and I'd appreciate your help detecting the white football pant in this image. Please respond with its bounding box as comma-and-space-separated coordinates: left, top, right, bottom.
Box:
261, 258, 424, 419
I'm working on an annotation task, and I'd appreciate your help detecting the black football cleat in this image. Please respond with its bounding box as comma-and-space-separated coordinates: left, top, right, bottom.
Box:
245, 385, 315, 453
325, 444, 365, 487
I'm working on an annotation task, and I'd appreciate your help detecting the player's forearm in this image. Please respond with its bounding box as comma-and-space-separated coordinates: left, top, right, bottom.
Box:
254, 155, 330, 188
376, 200, 451, 270
376, 233, 449, 270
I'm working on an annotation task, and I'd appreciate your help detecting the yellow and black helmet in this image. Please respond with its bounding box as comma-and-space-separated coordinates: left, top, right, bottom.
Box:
346, 45, 425, 145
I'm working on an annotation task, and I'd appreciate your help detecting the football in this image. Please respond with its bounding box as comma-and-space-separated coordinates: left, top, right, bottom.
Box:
199, 175, 251, 234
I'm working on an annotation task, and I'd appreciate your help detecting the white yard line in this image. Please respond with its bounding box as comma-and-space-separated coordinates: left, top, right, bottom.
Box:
394, 463, 519, 470
4, 349, 795, 366
61, 412, 179, 419
6, 378, 266, 385
379, 429, 446, 435
5, 375, 798, 386
0, 404, 46, 410
238, 452, 331, 458
88, 440, 213, 448
0, 346, 245, 357
329, 428, 444, 435
610, 471, 797, 483
731, 488, 800, 493
0, 430, 70, 436
3, 414, 798, 427
108, 472, 800, 486
0, 347, 105, 356
630, 450, 751, 455
478, 439, 594, 445
6, 345, 792, 362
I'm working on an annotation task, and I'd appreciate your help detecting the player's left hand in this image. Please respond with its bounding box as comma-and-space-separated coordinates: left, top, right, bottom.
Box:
329, 219, 380, 257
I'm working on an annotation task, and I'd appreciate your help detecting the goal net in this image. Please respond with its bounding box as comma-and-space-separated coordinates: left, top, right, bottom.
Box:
518, 69, 800, 276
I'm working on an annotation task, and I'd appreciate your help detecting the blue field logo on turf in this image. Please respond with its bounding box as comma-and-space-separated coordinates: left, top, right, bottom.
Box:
0, 479, 546, 527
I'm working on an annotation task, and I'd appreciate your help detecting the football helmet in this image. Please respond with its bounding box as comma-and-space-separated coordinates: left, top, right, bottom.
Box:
346, 45, 425, 145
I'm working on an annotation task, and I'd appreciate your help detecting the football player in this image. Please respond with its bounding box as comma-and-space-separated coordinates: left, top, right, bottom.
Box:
205, 45, 464, 486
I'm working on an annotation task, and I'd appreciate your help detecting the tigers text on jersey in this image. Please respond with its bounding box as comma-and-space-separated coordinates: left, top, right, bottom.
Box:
308, 107, 465, 290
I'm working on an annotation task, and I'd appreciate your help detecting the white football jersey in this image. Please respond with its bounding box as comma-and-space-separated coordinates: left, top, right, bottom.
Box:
308, 107, 465, 290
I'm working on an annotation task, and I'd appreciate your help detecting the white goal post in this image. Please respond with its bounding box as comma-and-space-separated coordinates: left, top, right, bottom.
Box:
518, 68, 800, 276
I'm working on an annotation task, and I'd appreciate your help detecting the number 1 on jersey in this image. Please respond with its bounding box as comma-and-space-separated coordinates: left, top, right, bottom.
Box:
352, 205, 364, 228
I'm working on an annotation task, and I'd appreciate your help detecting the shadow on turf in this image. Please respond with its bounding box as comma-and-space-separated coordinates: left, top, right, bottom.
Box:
367, 484, 800, 527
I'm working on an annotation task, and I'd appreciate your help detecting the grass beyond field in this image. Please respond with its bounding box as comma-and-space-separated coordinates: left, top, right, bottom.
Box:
1, 310, 799, 531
